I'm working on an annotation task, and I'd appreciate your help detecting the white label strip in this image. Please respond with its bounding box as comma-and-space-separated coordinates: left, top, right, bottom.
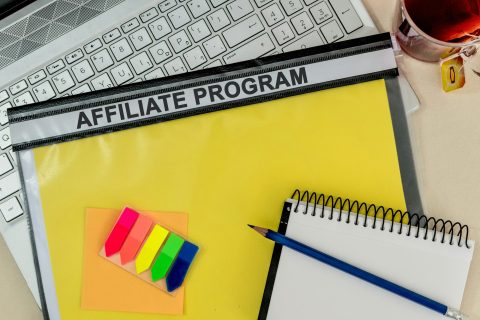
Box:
10, 48, 396, 147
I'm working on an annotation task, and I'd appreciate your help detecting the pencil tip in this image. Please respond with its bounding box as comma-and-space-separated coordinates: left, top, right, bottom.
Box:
248, 224, 268, 236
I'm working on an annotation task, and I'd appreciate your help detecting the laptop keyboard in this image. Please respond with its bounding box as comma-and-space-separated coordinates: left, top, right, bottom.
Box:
0, 0, 364, 223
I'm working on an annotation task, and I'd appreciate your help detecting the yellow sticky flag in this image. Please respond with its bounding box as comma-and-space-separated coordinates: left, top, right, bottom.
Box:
135, 225, 169, 274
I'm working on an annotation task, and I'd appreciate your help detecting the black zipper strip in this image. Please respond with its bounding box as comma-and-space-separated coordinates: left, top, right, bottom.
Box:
12, 68, 397, 151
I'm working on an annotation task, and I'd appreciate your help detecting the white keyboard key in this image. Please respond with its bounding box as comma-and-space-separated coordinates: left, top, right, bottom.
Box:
0, 90, 9, 103
291, 11, 314, 35
184, 46, 207, 69
204, 59, 222, 68
46, 59, 65, 74
0, 102, 12, 125
223, 14, 264, 48
13, 92, 34, 106
223, 33, 274, 64
111, 62, 134, 85
169, 30, 192, 53
210, 0, 230, 7
0, 197, 23, 222
280, 0, 303, 15
262, 3, 285, 26
187, 0, 210, 18
320, 19, 344, 43
103, 28, 122, 43
168, 6, 192, 29
149, 41, 173, 64
65, 49, 84, 64
0, 127, 11, 150
0, 154, 13, 176
329, 0, 362, 33
27, 70, 47, 85
145, 68, 165, 80
110, 38, 134, 61
0, 173, 20, 202
121, 18, 140, 33
282, 30, 323, 52
91, 49, 114, 72
203, 35, 226, 58
72, 60, 95, 82
140, 7, 159, 22
149, 17, 172, 40
254, 0, 273, 7
130, 52, 154, 74
227, 0, 254, 21
304, 0, 317, 4
91, 73, 114, 90
33, 81, 56, 102
9, 80, 28, 95
71, 84, 91, 95
207, 9, 230, 32
272, 22, 295, 45
310, 1, 333, 25
164, 57, 187, 75
159, 0, 177, 12
129, 28, 153, 50
188, 20, 211, 42
84, 39, 102, 54
52, 70, 75, 93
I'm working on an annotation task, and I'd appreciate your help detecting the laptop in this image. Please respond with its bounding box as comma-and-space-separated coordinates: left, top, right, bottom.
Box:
0, 0, 378, 308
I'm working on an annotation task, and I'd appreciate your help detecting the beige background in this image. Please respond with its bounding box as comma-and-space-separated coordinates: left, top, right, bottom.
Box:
1, 0, 479, 319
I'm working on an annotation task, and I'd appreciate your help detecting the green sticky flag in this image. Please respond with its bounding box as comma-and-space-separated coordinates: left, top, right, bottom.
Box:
151, 233, 184, 282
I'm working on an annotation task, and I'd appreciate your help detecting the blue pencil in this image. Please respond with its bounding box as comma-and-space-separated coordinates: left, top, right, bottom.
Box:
248, 225, 467, 320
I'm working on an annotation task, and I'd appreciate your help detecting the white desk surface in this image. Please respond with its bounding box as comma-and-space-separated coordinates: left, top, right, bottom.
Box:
1, 0, 479, 319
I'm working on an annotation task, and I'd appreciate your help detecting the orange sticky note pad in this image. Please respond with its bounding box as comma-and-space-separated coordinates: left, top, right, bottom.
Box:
119, 214, 153, 265
82, 208, 187, 315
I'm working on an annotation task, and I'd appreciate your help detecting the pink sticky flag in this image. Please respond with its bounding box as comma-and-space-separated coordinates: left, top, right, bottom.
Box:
104, 207, 139, 257
119, 214, 153, 264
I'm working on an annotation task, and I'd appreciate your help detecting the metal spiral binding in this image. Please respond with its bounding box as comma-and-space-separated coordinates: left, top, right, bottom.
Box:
291, 189, 470, 248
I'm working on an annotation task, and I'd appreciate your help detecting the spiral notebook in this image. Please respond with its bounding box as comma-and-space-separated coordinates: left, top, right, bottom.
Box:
259, 190, 475, 320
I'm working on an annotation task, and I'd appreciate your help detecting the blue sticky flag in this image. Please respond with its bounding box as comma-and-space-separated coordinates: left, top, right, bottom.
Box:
166, 241, 199, 292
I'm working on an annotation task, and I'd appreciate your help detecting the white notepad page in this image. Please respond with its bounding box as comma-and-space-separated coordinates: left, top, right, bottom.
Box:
266, 200, 474, 320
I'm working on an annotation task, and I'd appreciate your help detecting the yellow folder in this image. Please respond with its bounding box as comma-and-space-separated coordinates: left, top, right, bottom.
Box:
9, 35, 417, 319
28, 78, 406, 319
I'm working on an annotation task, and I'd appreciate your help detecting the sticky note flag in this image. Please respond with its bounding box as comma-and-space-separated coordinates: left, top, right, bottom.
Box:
85, 209, 187, 315
151, 233, 185, 282
166, 241, 199, 292
100, 209, 198, 294
120, 214, 153, 265
104, 208, 139, 257
135, 224, 169, 274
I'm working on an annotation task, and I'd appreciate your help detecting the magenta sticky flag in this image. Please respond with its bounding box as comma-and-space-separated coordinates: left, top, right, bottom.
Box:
104, 207, 139, 257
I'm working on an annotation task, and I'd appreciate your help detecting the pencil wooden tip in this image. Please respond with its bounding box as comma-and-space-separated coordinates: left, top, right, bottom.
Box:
248, 224, 268, 236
